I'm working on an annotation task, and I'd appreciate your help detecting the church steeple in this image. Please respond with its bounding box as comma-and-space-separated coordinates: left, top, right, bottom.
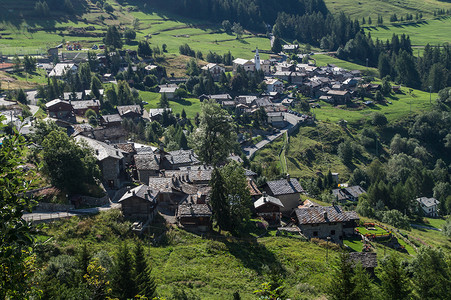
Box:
254, 47, 261, 71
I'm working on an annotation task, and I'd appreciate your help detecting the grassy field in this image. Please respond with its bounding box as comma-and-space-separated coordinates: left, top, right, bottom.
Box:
41, 209, 337, 299
365, 17, 451, 46
313, 86, 436, 125
141, 91, 201, 119
324, 0, 451, 20
313, 54, 378, 76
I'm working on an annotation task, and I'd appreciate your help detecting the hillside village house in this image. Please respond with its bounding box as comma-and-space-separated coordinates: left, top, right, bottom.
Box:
233, 48, 271, 74
264, 176, 304, 215
48, 63, 78, 78
134, 154, 161, 183
119, 185, 158, 221
254, 192, 284, 227
201, 63, 225, 81
71, 100, 100, 116
416, 197, 440, 217
117, 105, 142, 119
45, 99, 75, 122
332, 185, 366, 202
177, 203, 212, 232
267, 112, 285, 127
292, 205, 359, 243
159, 84, 178, 100
265, 78, 283, 93
75, 135, 125, 188
100, 114, 122, 127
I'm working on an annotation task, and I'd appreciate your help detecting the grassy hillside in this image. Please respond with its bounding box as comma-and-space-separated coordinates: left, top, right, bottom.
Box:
324, 0, 451, 20
365, 16, 451, 46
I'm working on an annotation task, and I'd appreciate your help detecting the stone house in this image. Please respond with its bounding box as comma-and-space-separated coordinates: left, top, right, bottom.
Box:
254, 192, 284, 227
292, 205, 359, 243
177, 203, 212, 232
100, 114, 122, 127
326, 90, 351, 105
332, 185, 366, 202
75, 135, 125, 189
119, 184, 158, 221
264, 176, 304, 215
117, 105, 142, 119
159, 85, 178, 100
134, 154, 161, 184
348, 252, 378, 276
265, 78, 283, 93
416, 197, 440, 217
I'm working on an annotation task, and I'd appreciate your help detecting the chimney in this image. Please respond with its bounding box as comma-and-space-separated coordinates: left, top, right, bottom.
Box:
323, 211, 328, 221
95, 149, 99, 155
262, 191, 267, 198
286, 173, 290, 182
132, 190, 136, 196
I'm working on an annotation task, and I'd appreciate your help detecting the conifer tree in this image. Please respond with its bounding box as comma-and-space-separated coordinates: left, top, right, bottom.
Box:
112, 243, 135, 299
78, 243, 91, 277
380, 255, 411, 300
210, 168, 231, 232
134, 241, 156, 299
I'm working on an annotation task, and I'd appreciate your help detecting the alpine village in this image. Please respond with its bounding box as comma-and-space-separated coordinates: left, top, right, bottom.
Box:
1, 0, 451, 299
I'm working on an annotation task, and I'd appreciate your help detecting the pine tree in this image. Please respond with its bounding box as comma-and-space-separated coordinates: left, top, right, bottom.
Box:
351, 264, 374, 300
134, 241, 156, 299
16, 89, 27, 104
327, 252, 354, 300
112, 243, 135, 299
159, 93, 170, 108
210, 168, 231, 232
380, 255, 411, 300
181, 109, 187, 119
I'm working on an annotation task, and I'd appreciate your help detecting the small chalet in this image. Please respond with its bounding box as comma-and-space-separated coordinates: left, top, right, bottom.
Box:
119, 185, 158, 221
159, 85, 178, 100
45, 99, 75, 122
48, 63, 78, 78
326, 90, 351, 104
177, 203, 212, 232
416, 197, 440, 217
264, 175, 304, 215
254, 192, 284, 227
348, 252, 378, 276
292, 205, 359, 243
100, 114, 122, 127
71, 100, 100, 116
201, 63, 225, 81
117, 105, 142, 119
332, 185, 366, 202
147, 108, 172, 122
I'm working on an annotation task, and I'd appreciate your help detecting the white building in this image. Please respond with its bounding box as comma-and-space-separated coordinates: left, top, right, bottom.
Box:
416, 197, 440, 217
48, 63, 78, 78
201, 63, 225, 81
264, 78, 283, 93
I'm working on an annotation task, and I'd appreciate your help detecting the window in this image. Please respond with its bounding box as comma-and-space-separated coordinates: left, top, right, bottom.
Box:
313, 231, 318, 237
331, 230, 336, 235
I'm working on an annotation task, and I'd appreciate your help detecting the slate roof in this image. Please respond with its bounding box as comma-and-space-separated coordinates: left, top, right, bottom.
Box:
267, 178, 304, 196
248, 179, 262, 197
177, 203, 212, 218
45, 99, 72, 108
49, 63, 77, 77
416, 197, 440, 208
148, 177, 177, 193
75, 135, 123, 161
348, 252, 378, 268
115, 143, 136, 154
160, 86, 177, 93
71, 100, 100, 110
117, 105, 142, 116
254, 194, 284, 209
134, 154, 159, 171
148, 108, 172, 118
118, 184, 158, 203
167, 150, 199, 166
294, 205, 359, 225
332, 189, 348, 201
245, 169, 257, 177
165, 169, 212, 183
345, 186, 366, 198
101, 114, 122, 123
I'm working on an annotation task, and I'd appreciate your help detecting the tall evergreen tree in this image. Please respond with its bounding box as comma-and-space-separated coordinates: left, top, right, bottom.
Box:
112, 243, 135, 299
327, 252, 354, 300
210, 168, 231, 232
134, 241, 156, 299
380, 255, 411, 300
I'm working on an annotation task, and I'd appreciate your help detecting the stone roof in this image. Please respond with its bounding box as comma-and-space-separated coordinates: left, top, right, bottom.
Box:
254, 194, 284, 209
148, 177, 178, 193
101, 114, 122, 123
134, 154, 159, 170
245, 169, 257, 177
164, 169, 212, 183
348, 252, 378, 268
118, 184, 158, 203
177, 203, 212, 218
294, 205, 359, 225
160, 86, 177, 93
71, 100, 100, 110
117, 105, 142, 116
332, 189, 349, 201
416, 197, 440, 208
115, 143, 136, 154
148, 108, 172, 118
345, 185, 366, 198
45, 99, 72, 108
248, 179, 262, 197
167, 150, 199, 166
267, 178, 304, 196
75, 135, 123, 161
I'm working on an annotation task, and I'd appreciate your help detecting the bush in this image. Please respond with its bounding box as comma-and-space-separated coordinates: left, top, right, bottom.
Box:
381, 210, 411, 230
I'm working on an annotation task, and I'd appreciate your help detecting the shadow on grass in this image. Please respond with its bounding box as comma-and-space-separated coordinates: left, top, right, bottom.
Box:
224, 239, 285, 275
172, 98, 193, 106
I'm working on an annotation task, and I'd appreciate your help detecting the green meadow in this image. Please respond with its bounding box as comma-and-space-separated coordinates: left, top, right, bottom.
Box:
141, 91, 201, 119
324, 0, 451, 20
365, 17, 451, 46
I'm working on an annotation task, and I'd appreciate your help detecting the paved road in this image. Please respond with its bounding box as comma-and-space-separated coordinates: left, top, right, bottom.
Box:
242, 112, 301, 159
23, 203, 121, 223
